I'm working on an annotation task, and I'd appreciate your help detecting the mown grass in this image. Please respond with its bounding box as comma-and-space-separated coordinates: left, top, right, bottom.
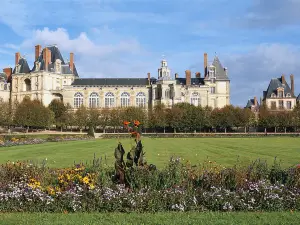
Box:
0, 137, 300, 168
1, 212, 299, 225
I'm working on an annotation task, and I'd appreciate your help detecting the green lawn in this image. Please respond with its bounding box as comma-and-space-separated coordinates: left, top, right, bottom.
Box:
0, 137, 300, 168
1, 212, 299, 225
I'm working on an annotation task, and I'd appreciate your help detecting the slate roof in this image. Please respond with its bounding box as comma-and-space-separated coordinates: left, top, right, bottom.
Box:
263, 77, 295, 100
297, 94, 300, 102
211, 56, 229, 80
245, 99, 259, 108
71, 78, 153, 86
175, 77, 205, 85
30, 45, 78, 76
12, 58, 30, 74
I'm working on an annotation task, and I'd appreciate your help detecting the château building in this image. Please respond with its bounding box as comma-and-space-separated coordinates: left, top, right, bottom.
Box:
0, 45, 230, 109
246, 74, 298, 111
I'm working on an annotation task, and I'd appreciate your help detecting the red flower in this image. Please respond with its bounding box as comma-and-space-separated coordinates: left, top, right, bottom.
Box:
123, 121, 130, 126
133, 120, 140, 126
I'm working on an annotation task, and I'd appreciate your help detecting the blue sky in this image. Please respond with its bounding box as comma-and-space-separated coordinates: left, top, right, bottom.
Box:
0, 0, 300, 106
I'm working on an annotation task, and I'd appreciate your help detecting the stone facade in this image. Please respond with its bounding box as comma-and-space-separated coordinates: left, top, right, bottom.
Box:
0, 45, 230, 109
262, 75, 297, 111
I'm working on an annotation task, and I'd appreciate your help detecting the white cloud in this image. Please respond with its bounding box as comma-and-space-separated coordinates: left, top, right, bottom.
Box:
8, 27, 156, 78
223, 43, 300, 106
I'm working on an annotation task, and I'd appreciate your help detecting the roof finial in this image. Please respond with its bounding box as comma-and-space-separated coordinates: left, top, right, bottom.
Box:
215, 51, 218, 57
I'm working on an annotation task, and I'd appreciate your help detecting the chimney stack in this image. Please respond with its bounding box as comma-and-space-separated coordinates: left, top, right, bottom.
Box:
290, 74, 294, 96
3, 68, 12, 82
15, 52, 20, 66
281, 74, 286, 84
195, 72, 201, 78
147, 72, 151, 85
69, 52, 74, 72
204, 53, 208, 77
35, 45, 41, 61
185, 70, 191, 86
175, 73, 178, 79
254, 96, 257, 106
43, 48, 52, 71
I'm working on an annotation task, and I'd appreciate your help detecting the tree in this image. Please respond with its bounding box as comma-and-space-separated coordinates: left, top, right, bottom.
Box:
165, 106, 183, 133
109, 108, 122, 132
99, 108, 110, 133
74, 105, 88, 132
0, 99, 13, 130
88, 108, 101, 130
48, 99, 67, 129
149, 103, 167, 132
14, 97, 54, 131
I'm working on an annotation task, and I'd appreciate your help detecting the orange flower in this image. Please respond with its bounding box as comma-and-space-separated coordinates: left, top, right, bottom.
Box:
133, 120, 140, 126
123, 121, 130, 126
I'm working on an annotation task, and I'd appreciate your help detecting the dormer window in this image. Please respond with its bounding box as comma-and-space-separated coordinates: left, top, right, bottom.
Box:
286, 93, 291, 97
277, 87, 284, 98
55, 59, 62, 73
271, 93, 276, 98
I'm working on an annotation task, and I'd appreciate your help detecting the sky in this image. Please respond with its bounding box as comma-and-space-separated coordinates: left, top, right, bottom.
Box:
0, 0, 300, 106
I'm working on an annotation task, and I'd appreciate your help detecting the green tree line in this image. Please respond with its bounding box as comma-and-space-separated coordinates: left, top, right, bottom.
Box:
1, 97, 300, 133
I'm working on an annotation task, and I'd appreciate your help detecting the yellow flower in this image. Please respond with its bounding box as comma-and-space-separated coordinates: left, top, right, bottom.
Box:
82, 176, 90, 184
89, 184, 95, 189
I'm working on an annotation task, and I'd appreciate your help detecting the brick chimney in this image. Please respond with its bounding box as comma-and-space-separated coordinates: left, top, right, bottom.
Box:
281, 74, 286, 84
185, 70, 191, 86
15, 52, 20, 66
195, 72, 201, 78
254, 96, 257, 106
69, 52, 74, 72
3, 68, 12, 82
175, 73, 178, 79
35, 45, 41, 61
43, 48, 52, 71
290, 74, 294, 96
147, 72, 151, 85
204, 53, 208, 77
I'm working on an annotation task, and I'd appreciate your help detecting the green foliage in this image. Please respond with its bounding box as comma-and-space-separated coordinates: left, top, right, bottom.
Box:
14, 97, 54, 129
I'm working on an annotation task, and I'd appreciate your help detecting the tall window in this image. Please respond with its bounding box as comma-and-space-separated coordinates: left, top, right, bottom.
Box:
89, 92, 99, 108
279, 100, 284, 109
136, 92, 146, 108
210, 87, 215, 94
74, 92, 83, 108
165, 89, 170, 99
105, 92, 115, 108
24, 78, 31, 92
287, 101, 292, 109
191, 92, 200, 106
271, 101, 276, 110
120, 92, 130, 107
278, 90, 283, 98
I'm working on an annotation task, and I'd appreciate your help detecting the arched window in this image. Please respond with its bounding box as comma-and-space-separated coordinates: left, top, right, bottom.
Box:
136, 92, 146, 108
120, 92, 130, 107
89, 92, 99, 108
24, 78, 31, 92
191, 92, 200, 106
165, 89, 170, 99
105, 92, 115, 108
74, 92, 83, 108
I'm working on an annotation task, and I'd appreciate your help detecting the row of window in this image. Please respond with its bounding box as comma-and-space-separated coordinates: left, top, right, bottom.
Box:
270, 100, 292, 110
74, 92, 147, 108
271, 92, 291, 98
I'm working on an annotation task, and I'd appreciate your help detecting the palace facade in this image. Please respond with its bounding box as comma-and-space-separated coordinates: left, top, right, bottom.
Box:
0, 45, 230, 109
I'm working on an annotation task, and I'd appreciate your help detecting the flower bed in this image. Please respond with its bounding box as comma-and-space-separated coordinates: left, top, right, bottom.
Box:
0, 135, 94, 147
1, 159, 300, 212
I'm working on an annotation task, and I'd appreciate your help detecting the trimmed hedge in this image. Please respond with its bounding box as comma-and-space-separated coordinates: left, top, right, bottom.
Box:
100, 132, 300, 139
